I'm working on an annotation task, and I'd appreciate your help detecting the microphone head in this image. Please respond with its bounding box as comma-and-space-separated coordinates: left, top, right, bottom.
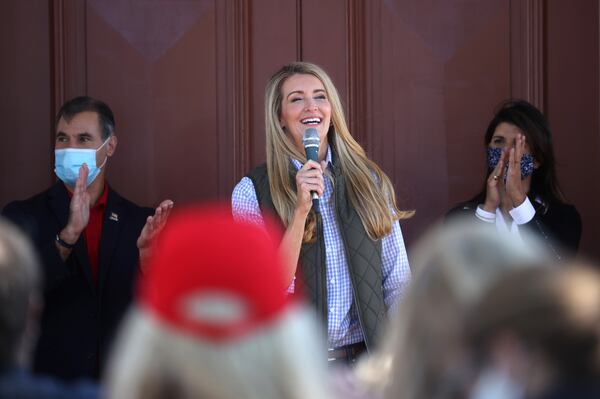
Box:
302, 128, 320, 162
302, 128, 320, 148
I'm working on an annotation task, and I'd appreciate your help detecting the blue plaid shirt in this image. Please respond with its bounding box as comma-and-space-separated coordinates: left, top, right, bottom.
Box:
231, 147, 411, 348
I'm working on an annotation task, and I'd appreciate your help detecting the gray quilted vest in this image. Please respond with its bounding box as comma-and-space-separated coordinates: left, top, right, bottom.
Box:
246, 158, 386, 350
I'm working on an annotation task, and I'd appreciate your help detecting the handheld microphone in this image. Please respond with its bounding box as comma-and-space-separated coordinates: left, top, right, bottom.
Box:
302, 128, 321, 213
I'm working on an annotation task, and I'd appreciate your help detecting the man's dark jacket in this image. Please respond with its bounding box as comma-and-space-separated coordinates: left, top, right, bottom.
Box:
2, 182, 152, 381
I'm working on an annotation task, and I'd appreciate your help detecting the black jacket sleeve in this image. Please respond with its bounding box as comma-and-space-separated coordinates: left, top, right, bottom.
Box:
2, 200, 73, 292
521, 201, 582, 260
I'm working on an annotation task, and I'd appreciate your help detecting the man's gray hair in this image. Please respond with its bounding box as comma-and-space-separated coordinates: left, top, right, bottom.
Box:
0, 218, 40, 369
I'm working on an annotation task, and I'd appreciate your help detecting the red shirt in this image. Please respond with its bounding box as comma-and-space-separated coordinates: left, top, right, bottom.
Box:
69, 184, 108, 285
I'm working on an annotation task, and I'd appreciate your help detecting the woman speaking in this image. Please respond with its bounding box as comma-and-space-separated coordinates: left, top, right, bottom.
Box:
232, 62, 412, 365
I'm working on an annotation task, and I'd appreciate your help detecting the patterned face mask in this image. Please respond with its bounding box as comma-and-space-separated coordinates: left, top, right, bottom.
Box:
486, 147, 534, 180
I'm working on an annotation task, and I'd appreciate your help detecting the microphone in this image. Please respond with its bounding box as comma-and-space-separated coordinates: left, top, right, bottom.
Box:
302, 128, 321, 213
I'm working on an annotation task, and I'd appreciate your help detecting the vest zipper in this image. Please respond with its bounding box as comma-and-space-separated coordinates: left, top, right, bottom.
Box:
333, 182, 371, 352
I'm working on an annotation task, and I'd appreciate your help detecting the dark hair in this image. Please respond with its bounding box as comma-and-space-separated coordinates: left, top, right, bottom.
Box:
56, 96, 116, 140
474, 99, 566, 206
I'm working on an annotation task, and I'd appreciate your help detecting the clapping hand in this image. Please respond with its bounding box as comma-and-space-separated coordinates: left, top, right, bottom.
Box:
62, 163, 91, 243
482, 149, 508, 213
137, 199, 174, 272
505, 134, 528, 208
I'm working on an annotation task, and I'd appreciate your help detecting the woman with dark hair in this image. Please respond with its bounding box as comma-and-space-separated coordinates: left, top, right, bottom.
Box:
447, 100, 581, 260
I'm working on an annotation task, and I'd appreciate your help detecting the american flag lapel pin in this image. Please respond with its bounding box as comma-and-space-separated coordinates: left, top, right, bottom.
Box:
109, 212, 119, 222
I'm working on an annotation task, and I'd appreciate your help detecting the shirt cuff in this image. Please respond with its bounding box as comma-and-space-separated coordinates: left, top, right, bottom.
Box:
286, 277, 296, 295
475, 206, 496, 223
509, 197, 536, 225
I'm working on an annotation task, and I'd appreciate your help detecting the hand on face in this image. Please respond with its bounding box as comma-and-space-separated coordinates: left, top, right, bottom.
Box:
483, 149, 508, 213
484, 134, 531, 212
294, 160, 326, 216
505, 134, 528, 208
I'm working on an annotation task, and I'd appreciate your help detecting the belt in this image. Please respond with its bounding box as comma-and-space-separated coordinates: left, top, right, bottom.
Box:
327, 341, 367, 363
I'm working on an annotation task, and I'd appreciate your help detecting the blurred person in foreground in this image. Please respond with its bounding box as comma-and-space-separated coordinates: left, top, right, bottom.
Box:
0, 218, 98, 399
341, 220, 550, 399
467, 263, 600, 399
447, 100, 581, 260
232, 62, 412, 364
105, 205, 332, 399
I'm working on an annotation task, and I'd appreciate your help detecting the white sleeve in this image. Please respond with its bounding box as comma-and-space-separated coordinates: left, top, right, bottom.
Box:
509, 197, 536, 225
476, 205, 496, 223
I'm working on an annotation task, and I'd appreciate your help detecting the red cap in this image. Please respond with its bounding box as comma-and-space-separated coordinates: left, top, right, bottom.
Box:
139, 204, 290, 341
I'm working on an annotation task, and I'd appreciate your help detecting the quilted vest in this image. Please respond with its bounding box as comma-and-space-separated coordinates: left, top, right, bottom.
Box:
246, 158, 386, 350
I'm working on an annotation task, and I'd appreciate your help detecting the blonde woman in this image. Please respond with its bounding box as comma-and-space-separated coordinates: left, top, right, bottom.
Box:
232, 62, 412, 364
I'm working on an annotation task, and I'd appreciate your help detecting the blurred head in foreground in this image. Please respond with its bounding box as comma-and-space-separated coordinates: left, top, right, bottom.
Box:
467, 263, 600, 399
354, 220, 550, 399
0, 218, 41, 372
106, 205, 330, 399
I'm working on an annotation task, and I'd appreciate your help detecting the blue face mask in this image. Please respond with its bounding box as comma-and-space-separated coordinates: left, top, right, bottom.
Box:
486, 147, 534, 180
55, 138, 110, 187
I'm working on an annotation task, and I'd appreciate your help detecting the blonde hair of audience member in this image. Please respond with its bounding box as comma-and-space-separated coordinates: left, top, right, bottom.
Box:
467, 264, 600, 399
105, 206, 332, 399
0, 218, 41, 371
264, 62, 412, 242
352, 220, 549, 399
107, 306, 327, 399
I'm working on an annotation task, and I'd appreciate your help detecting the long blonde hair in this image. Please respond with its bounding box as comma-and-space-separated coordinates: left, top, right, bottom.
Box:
264, 62, 412, 242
